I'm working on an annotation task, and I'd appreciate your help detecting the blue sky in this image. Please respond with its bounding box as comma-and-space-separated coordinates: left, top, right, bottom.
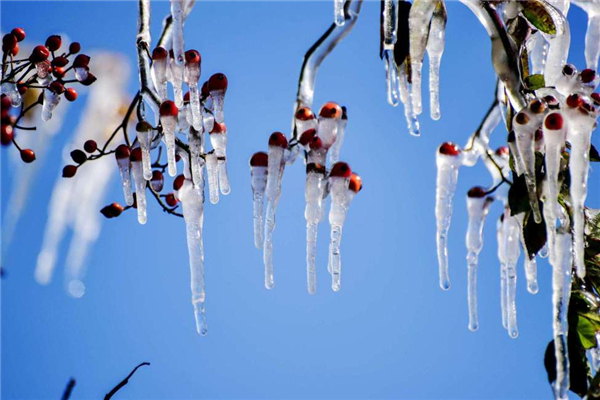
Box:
2, 1, 599, 399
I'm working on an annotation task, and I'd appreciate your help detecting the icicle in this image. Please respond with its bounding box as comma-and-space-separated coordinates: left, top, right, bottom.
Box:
115, 145, 134, 206
497, 216, 508, 329
209, 123, 230, 195
159, 100, 179, 177
130, 148, 148, 225
542, 112, 566, 262
551, 231, 573, 400
208, 73, 228, 124
543, 5, 571, 87
263, 133, 288, 290
384, 50, 401, 107
205, 152, 219, 204
1, 82, 22, 107
136, 122, 154, 181
305, 164, 326, 294
529, 33, 548, 76
328, 107, 347, 165
250, 153, 268, 249
398, 65, 421, 136
574, 2, 600, 70
504, 212, 521, 339
507, 131, 524, 176
426, 1, 447, 121
435, 142, 462, 290
382, 0, 400, 106
513, 107, 543, 224
36, 60, 53, 86
334, 0, 346, 26
179, 178, 208, 336
408, 0, 437, 115
318, 102, 342, 149
465, 188, 491, 331
170, 0, 185, 66
168, 55, 185, 108
516, 213, 539, 295
151, 47, 169, 101
41, 87, 61, 122
566, 96, 596, 278
188, 129, 204, 187
184, 50, 203, 131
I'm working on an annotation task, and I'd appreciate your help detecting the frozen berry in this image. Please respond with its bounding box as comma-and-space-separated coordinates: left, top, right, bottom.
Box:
165, 193, 178, 207
208, 73, 228, 92
159, 100, 178, 117
580, 69, 596, 83
268, 132, 288, 148
17, 83, 27, 95
467, 186, 487, 198
65, 88, 78, 101
73, 54, 90, 68
183, 91, 190, 104
2, 34, 17, 51
115, 144, 131, 160
70, 149, 87, 164
45, 35, 62, 51
544, 95, 559, 109
250, 152, 268, 167
30, 45, 50, 63
201, 81, 210, 97
52, 56, 68, 67
319, 102, 342, 119
48, 81, 65, 94
349, 173, 362, 192
566, 94, 583, 108
130, 147, 143, 162
11, 28, 25, 42
62, 165, 78, 178
83, 140, 97, 153
20, 149, 36, 163
136, 121, 152, 132
185, 49, 201, 64
173, 174, 185, 191
562, 64, 576, 76
151, 170, 164, 192
535, 128, 543, 141
438, 142, 461, 156
1, 124, 13, 145
295, 107, 315, 121
53, 67, 66, 79
529, 99, 546, 114
591, 93, 600, 106
211, 122, 226, 134
298, 129, 316, 146
544, 112, 564, 130
495, 146, 509, 157
152, 47, 168, 60
69, 42, 81, 54
515, 112, 529, 125
329, 162, 351, 178
306, 163, 326, 175
309, 136, 322, 150
101, 203, 124, 218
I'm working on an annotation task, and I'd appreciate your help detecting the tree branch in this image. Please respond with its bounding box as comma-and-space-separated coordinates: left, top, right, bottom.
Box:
104, 362, 150, 400
61, 378, 76, 400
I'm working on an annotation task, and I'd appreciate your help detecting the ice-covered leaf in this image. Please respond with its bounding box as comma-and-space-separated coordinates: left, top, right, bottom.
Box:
521, 0, 557, 35
394, 1, 411, 68
590, 144, 600, 163
509, 174, 530, 215
523, 208, 546, 258
524, 74, 546, 91
577, 315, 598, 349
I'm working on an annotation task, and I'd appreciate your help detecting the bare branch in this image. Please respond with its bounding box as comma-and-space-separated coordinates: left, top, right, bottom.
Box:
61, 378, 76, 400
104, 362, 150, 400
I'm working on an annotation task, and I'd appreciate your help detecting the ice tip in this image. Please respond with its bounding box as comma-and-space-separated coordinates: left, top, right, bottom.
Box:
268, 132, 288, 148
250, 151, 268, 167
329, 161, 352, 178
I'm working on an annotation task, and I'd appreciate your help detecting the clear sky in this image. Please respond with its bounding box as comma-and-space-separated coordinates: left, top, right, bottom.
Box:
1, 1, 599, 399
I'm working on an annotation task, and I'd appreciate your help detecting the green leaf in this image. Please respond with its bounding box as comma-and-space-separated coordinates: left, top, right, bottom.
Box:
577, 316, 598, 349
524, 74, 546, 91
522, 1, 557, 35
591, 144, 600, 163
523, 208, 547, 258
509, 174, 530, 215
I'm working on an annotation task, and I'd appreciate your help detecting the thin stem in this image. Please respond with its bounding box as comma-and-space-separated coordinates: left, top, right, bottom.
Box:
148, 184, 184, 218
104, 362, 150, 400
61, 378, 76, 400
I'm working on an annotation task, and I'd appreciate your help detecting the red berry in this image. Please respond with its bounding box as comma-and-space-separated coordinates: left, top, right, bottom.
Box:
130, 147, 143, 162
329, 162, 352, 178
467, 186, 487, 198
1, 95, 12, 110
83, 140, 97, 153
591, 93, 600, 106
201, 81, 210, 97
210, 122, 226, 134
17, 83, 27, 95
544, 95, 559, 109
69, 42, 81, 54
159, 100, 178, 117
566, 94, 583, 108
515, 112, 529, 125
11, 28, 25, 42
151, 170, 164, 192
73, 54, 90, 68
101, 203, 124, 218
250, 152, 268, 167
10, 43, 18, 56
298, 129, 316, 146
529, 99, 546, 114
115, 144, 131, 160
1, 124, 13, 145
2, 34, 17, 51
48, 81, 65, 94
70, 149, 87, 164
306, 162, 326, 175
183, 91, 190, 104
495, 146, 509, 156
535, 128, 543, 141
52, 67, 66, 79
136, 121, 153, 132
165, 193, 178, 207
544, 112, 564, 130
349, 173, 362, 193
438, 142, 461, 156
45, 35, 62, 52
295, 107, 315, 121
62, 165, 78, 178
208, 73, 228, 92
309, 136, 322, 150
20, 149, 36, 163
580, 69, 596, 83
319, 102, 342, 119
268, 132, 288, 148
185, 49, 201, 64
562, 64, 576, 76
52, 56, 69, 67
30, 45, 50, 63
65, 88, 77, 102
80, 73, 97, 86
152, 47, 168, 60
173, 174, 185, 191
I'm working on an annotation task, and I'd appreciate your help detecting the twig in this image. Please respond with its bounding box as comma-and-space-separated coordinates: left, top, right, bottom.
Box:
148, 184, 184, 218
61, 378, 76, 400
104, 362, 150, 400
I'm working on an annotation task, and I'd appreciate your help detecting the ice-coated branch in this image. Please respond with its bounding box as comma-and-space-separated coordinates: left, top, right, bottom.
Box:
104, 362, 150, 400
136, 0, 161, 118
293, 0, 363, 138
157, 0, 197, 49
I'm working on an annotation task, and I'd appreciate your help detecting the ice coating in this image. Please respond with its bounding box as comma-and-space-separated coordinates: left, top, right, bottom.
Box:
264, 142, 286, 290
382, 0, 400, 106
497, 216, 508, 329
170, 0, 185, 66
516, 213, 539, 295
205, 152, 219, 204
544, 5, 571, 87
398, 66, 421, 136
513, 110, 543, 224
328, 176, 350, 292
168, 58, 185, 108
408, 0, 437, 115
328, 110, 347, 164
152, 52, 168, 101
305, 167, 326, 294
1, 82, 22, 107
179, 179, 208, 336
465, 193, 491, 331
209, 126, 230, 195
185, 60, 203, 132
136, 124, 154, 180
503, 212, 521, 339
188, 129, 204, 187
426, 1, 447, 121
41, 88, 61, 121
160, 114, 178, 177
251, 164, 268, 249
435, 146, 462, 290
384, 50, 401, 107
116, 151, 134, 206
334, 0, 346, 26
551, 231, 573, 400
131, 154, 148, 225
574, 1, 600, 70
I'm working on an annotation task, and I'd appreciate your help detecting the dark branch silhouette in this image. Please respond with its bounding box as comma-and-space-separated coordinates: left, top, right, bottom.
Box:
104, 362, 150, 400
61, 378, 76, 400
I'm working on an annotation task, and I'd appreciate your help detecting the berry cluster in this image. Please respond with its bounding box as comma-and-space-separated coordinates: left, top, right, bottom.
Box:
1, 27, 95, 163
